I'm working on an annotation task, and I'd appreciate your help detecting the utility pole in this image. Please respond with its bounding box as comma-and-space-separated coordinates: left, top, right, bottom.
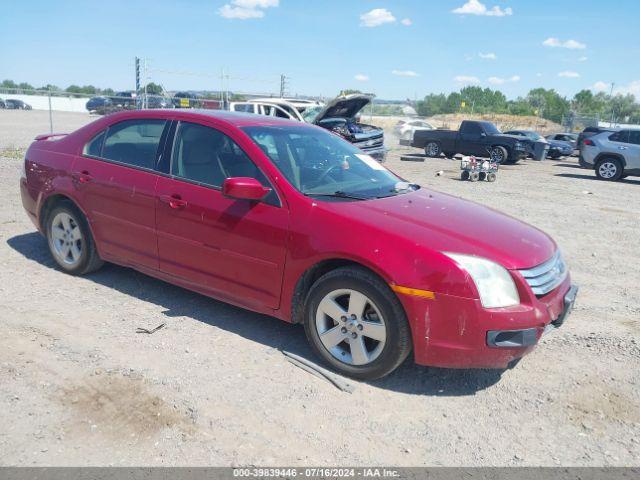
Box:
143, 58, 148, 109
280, 74, 288, 98
135, 57, 140, 98
609, 82, 615, 126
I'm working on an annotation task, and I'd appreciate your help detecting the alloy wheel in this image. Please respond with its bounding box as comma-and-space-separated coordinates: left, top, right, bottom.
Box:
50, 212, 83, 266
315, 288, 387, 366
598, 161, 618, 179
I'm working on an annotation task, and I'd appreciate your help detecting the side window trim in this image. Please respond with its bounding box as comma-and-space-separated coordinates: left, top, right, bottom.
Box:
81, 119, 170, 174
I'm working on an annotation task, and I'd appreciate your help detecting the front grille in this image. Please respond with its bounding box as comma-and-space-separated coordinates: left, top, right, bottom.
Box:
354, 137, 384, 150
519, 250, 567, 296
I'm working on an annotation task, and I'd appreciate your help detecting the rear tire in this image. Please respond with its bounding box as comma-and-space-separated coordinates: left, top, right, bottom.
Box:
486, 172, 497, 182
46, 202, 104, 275
461, 171, 470, 181
595, 157, 623, 181
425, 142, 441, 158
469, 172, 480, 182
304, 266, 412, 380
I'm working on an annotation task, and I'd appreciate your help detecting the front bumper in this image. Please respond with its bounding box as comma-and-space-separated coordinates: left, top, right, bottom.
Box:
400, 274, 576, 369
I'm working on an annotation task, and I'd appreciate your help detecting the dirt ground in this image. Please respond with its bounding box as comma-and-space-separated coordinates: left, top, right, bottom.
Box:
1, 110, 639, 466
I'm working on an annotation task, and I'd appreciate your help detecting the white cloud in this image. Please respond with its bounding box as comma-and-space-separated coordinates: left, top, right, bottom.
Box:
401, 18, 412, 26
591, 81, 610, 92
616, 80, 640, 97
454, 75, 480, 84
542, 37, 586, 49
488, 75, 520, 85
354, 74, 369, 82
578, 56, 588, 62
479, 52, 497, 60
360, 8, 396, 27
452, 0, 513, 17
558, 71, 580, 78
536, 73, 543, 77
592, 80, 640, 97
392, 70, 419, 77
218, 0, 278, 19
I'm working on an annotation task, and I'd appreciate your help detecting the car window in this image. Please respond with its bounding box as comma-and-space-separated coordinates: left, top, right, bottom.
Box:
243, 125, 410, 200
609, 130, 630, 143
628, 130, 640, 145
101, 119, 166, 169
461, 122, 483, 135
83, 130, 106, 157
170, 122, 276, 198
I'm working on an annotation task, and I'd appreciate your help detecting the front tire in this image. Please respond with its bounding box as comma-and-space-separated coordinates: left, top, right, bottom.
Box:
46, 202, 103, 275
595, 158, 623, 181
490, 146, 509, 164
304, 267, 412, 380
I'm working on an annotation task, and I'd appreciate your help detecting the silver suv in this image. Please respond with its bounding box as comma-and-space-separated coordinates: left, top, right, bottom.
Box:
580, 129, 640, 181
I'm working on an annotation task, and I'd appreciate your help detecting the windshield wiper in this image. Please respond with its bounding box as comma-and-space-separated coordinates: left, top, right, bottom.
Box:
305, 191, 371, 200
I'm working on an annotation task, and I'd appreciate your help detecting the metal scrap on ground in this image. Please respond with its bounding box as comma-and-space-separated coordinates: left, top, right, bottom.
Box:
281, 350, 356, 393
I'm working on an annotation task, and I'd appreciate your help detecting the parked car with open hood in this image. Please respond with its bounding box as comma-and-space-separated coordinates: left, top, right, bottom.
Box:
231, 94, 387, 161
19, 109, 577, 379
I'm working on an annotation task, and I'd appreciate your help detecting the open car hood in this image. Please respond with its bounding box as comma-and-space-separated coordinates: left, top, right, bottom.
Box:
313, 94, 372, 123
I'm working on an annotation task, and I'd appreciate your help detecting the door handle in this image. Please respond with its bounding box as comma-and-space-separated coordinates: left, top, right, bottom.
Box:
71, 170, 92, 183
159, 194, 187, 209
619, 146, 628, 150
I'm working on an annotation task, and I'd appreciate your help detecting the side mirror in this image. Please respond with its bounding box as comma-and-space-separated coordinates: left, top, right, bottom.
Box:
222, 177, 271, 201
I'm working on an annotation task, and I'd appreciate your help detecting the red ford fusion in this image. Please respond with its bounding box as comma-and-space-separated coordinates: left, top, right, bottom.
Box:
20, 110, 577, 379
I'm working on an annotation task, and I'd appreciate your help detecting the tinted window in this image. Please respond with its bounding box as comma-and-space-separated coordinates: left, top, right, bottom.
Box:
461, 122, 483, 134
628, 130, 640, 145
171, 122, 273, 191
609, 130, 630, 143
83, 130, 106, 157
102, 119, 166, 169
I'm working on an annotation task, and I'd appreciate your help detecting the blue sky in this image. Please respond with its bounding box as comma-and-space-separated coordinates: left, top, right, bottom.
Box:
2, 0, 639, 100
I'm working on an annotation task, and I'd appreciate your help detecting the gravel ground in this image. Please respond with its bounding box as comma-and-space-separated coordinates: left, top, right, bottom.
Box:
1, 111, 639, 466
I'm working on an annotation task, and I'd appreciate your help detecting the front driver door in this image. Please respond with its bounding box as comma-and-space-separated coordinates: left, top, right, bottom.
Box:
155, 120, 289, 310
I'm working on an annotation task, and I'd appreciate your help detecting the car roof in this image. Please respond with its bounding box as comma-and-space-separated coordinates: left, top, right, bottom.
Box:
102, 108, 310, 128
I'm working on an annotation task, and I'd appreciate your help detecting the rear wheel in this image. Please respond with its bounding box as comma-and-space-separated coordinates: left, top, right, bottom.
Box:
425, 142, 441, 158
469, 172, 480, 182
46, 203, 103, 275
461, 170, 470, 181
304, 267, 412, 380
595, 158, 623, 181
486, 172, 497, 182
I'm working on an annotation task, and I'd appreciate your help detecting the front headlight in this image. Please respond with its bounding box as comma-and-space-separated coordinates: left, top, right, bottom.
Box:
443, 253, 520, 308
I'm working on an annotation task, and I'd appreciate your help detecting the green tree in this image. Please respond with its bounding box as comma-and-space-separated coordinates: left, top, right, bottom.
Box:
143, 82, 164, 95
416, 93, 447, 116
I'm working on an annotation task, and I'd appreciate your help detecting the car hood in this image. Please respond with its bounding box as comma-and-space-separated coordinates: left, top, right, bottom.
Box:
548, 139, 572, 148
494, 133, 531, 142
313, 94, 372, 123
327, 188, 556, 270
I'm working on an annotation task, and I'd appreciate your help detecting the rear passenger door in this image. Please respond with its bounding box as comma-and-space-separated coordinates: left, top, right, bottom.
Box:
72, 118, 169, 270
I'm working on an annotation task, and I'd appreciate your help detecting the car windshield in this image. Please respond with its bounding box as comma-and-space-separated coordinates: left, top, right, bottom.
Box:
480, 122, 501, 134
242, 125, 416, 200
523, 131, 544, 141
301, 106, 323, 123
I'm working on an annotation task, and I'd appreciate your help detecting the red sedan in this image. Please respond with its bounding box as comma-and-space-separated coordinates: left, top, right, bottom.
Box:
20, 110, 577, 379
